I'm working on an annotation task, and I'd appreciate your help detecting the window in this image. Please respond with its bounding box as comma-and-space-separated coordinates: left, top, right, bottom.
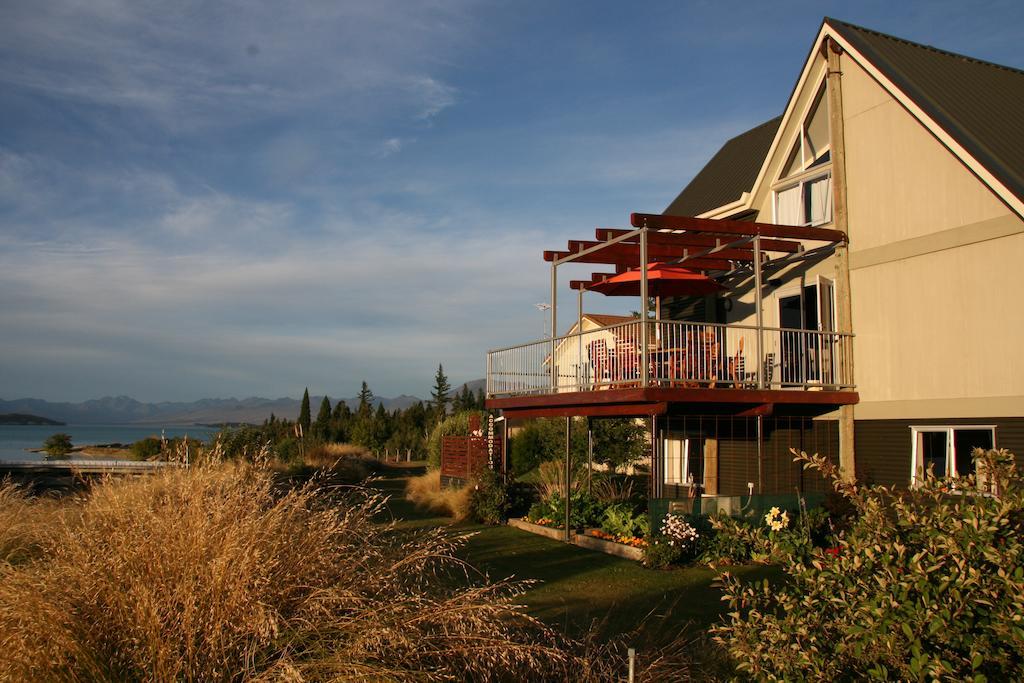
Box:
773, 84, 833, 227
664, 437, 692, 485
910, 426, 995, 485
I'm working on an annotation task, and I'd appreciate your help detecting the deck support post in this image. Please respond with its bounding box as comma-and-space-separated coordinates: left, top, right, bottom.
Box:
756, 414, 764, 495
640, 226, 649, 387
564, 416, 572, 542
587, 417, 593, 496
754, 235, 764, 389
827, 37, 857, 482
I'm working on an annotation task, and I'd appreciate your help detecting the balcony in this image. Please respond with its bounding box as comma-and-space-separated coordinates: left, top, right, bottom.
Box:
484, 212, 859, 419
487, 318, 853, 397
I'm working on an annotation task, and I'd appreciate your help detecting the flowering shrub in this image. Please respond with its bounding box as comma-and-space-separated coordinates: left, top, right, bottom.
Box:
763, 506, 790, 531
661, 513, 700, 553
714, 448, 1024, 681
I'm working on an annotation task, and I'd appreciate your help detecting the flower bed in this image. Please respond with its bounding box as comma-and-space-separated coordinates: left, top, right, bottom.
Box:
586, 529, 646, 548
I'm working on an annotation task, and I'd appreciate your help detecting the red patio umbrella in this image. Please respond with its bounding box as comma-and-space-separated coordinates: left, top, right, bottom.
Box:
589, 262, 723, 318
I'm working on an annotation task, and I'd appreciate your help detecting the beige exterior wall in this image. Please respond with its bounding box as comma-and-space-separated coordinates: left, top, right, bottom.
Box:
839, 51, 1024, 417
717, 48, 1024, 419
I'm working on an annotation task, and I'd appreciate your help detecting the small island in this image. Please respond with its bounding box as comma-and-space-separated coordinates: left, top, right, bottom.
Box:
0, 413, 65, 426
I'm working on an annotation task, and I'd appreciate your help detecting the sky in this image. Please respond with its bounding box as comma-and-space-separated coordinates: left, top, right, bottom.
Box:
1, 1, 1022, 403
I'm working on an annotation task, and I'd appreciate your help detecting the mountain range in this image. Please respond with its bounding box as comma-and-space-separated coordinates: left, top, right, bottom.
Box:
0, 380, 485, 426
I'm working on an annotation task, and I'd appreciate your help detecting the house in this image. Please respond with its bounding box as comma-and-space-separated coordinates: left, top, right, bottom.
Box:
483, 17, 1024, 521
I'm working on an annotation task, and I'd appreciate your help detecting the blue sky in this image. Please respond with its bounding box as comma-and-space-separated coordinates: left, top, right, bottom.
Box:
1, 1, 1022, 402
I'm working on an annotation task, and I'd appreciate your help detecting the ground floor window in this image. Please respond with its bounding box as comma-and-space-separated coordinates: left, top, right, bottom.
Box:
911, 426, 995, 485
664, 437, 690, 485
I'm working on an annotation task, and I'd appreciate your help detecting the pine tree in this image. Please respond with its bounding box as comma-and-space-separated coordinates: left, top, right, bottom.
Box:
475, 387, 486, 410
314, 396, 332, 441
430, 364, 451, 422
357, 381, 374, 419
298, 388, 311, 435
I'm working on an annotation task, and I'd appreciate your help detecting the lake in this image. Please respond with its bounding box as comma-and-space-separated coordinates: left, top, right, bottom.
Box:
0, 424, 221, 462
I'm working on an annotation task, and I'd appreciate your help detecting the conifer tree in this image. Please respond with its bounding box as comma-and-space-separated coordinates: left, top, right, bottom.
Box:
430, 364, 451, 422
357, 381, 374, 418
298, 388, 311, 435
314, 396, 332, 441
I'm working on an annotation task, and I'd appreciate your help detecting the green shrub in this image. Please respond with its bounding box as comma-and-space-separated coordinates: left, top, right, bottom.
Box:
129, 437, 162, 461
643, 536, 682, 569
468, 469, 509, 525
600, 503, 648, 538
42, 433, 72, 459
529, 491, 605, 530
714, 448, 1024, 681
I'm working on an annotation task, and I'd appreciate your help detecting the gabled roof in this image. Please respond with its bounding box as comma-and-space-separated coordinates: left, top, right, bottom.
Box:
663, 116, 781, 217
584, 313, 634, 327
826, 17, 1024, 205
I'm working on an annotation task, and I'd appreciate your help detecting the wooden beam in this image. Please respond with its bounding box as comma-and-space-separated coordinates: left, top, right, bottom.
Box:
543, 250, 735, 271
629, 212, 848, 242
566, 240, 756, 262
596, 227, 802, 253
486, 387, 859, 411
500, 402, 669, 420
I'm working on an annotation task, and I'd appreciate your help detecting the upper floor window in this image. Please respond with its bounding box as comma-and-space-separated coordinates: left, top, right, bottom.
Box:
774, 84, 832, 226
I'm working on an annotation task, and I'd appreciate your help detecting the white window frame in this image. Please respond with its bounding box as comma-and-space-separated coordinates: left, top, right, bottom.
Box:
772, 79, 833, 227
909, 425, 997, 486
773, 171, 833, 227
663, 436, 692, 486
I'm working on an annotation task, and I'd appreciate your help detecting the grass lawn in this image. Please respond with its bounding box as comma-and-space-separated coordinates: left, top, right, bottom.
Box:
373, 464, 778, 647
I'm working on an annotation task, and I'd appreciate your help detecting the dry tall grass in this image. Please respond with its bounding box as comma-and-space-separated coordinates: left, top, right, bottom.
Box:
405, 469, 473, 520
0, 481, 59, 567
0, 464, 580, 681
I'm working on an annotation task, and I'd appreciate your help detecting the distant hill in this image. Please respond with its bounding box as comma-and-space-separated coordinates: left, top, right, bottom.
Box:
0, 393, 426, 426
0, 413, 65, 426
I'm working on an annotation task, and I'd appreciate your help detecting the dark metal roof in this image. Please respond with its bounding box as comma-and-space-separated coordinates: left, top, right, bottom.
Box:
826, 17, 1024, 204
663, 116, 782, 217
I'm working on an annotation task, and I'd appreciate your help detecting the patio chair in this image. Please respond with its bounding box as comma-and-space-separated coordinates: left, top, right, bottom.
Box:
613, 337, 641, 386
586, 339, 612, 389
701, 330, 720, 388
727, 337, 746, 388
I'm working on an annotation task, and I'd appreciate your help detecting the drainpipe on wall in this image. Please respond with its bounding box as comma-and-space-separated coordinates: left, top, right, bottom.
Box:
826, 37, 857, 481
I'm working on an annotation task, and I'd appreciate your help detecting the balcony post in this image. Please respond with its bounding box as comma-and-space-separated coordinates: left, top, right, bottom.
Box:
640, 227, 649, 387
550, 263, 557, 391
754, 234, 764, 389
577, 287, 584, 391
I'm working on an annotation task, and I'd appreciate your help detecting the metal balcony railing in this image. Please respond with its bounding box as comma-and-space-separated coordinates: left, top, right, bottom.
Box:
486, 319, 854, 398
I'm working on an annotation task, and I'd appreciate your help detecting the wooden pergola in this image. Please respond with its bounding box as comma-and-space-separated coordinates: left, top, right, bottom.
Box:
539, 212, 849, 400
487, 212, 856, 541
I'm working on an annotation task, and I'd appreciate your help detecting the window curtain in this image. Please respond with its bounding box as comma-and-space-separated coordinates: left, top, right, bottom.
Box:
775, 185, 801, 225
807, 175, 833, 225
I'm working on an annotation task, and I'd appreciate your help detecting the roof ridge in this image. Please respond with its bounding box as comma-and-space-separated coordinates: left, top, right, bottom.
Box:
722, 115, 783, 145
824, 16, 1024, 77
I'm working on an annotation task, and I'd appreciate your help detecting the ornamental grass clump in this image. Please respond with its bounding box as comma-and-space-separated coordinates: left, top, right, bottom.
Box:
714, 448, 1024, 682
0, 462, 584, 681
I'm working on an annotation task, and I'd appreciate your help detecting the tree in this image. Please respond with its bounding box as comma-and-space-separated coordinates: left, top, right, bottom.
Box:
298, 388, 311, 435
430, 364, 451, 423
43, 432, 73, 459
591, 418, 648, 472
314, 396, 332, 441
356, 381, 374, 419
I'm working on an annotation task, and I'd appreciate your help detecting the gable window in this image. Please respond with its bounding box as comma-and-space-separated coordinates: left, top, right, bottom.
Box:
910, 426, 996, 485
773, 84, 833, 227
